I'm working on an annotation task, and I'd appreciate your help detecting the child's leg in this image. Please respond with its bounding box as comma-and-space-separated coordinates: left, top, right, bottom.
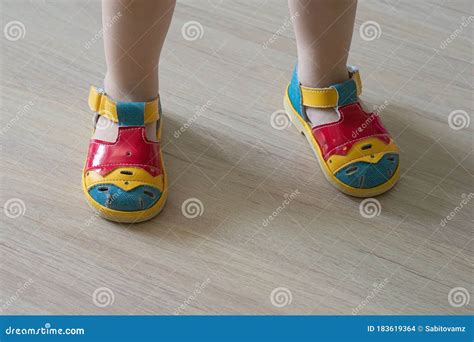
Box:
83, 0, 176, 222
288, 0, 357, 126
284, 0, 399, 196
95, 0, 175, 142
103, 0, 175, 102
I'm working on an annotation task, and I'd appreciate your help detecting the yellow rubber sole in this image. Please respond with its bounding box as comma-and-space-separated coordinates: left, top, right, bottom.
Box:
283, 89, 399, 198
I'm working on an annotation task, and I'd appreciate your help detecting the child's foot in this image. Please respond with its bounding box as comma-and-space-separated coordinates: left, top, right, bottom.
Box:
306, 107, 340, 127
82, 87, 167, 222
284, 65, 400, 197
92, 118, 159, 142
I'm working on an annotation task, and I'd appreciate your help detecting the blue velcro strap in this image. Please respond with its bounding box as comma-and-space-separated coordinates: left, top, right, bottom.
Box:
331, 79, 358, 107
116, 102, 145, 126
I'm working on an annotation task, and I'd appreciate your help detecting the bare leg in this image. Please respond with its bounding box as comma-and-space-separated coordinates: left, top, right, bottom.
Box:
288, 0, 357, 126
103, 0, 175, 102
95, 0, 176, 141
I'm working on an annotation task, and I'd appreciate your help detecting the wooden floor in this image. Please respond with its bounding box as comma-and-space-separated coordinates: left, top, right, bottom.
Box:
1, 0, 472, 315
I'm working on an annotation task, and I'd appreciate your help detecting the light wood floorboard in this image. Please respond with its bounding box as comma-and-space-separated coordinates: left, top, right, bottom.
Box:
1, 0, 472, 314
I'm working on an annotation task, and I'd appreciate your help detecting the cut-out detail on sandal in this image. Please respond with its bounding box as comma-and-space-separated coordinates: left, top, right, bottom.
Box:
345, 166, 358, 175
98, 186, 109, 192
361, 144, 372, 150
120, 170, 133, 175
143, 190, 155, 198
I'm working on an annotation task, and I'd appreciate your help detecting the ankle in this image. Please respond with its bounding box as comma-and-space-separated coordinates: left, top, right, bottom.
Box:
297, 62, 349, 88
104, 71, 159, 102
297, 62, 348, 127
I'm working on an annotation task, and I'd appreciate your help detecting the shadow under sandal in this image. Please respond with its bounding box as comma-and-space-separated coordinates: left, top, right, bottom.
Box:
284, 65, 400, 197
82, 86, 168, 222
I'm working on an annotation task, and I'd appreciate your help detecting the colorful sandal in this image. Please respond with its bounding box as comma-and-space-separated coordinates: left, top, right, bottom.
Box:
82, 87, 168, 222
284, 65, 400, 197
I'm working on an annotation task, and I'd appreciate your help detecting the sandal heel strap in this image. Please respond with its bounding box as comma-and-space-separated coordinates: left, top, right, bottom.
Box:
88, 86, 160, 126
300, 66, 362, 109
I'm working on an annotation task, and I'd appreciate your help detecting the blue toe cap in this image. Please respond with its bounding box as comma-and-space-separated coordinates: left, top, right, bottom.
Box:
89, 184, 161, 211
334, 153, 399, 189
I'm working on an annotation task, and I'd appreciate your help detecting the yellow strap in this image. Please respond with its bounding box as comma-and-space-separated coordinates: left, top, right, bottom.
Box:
88, 86, 160, 124
143, 101, 160, 124
350, 68, 362, 96
88, 86, 118, 122
300, 68, 362, 108
300, 86, 339, 108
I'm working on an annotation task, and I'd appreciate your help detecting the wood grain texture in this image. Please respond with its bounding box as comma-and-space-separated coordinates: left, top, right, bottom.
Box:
1, 0, 472, 315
